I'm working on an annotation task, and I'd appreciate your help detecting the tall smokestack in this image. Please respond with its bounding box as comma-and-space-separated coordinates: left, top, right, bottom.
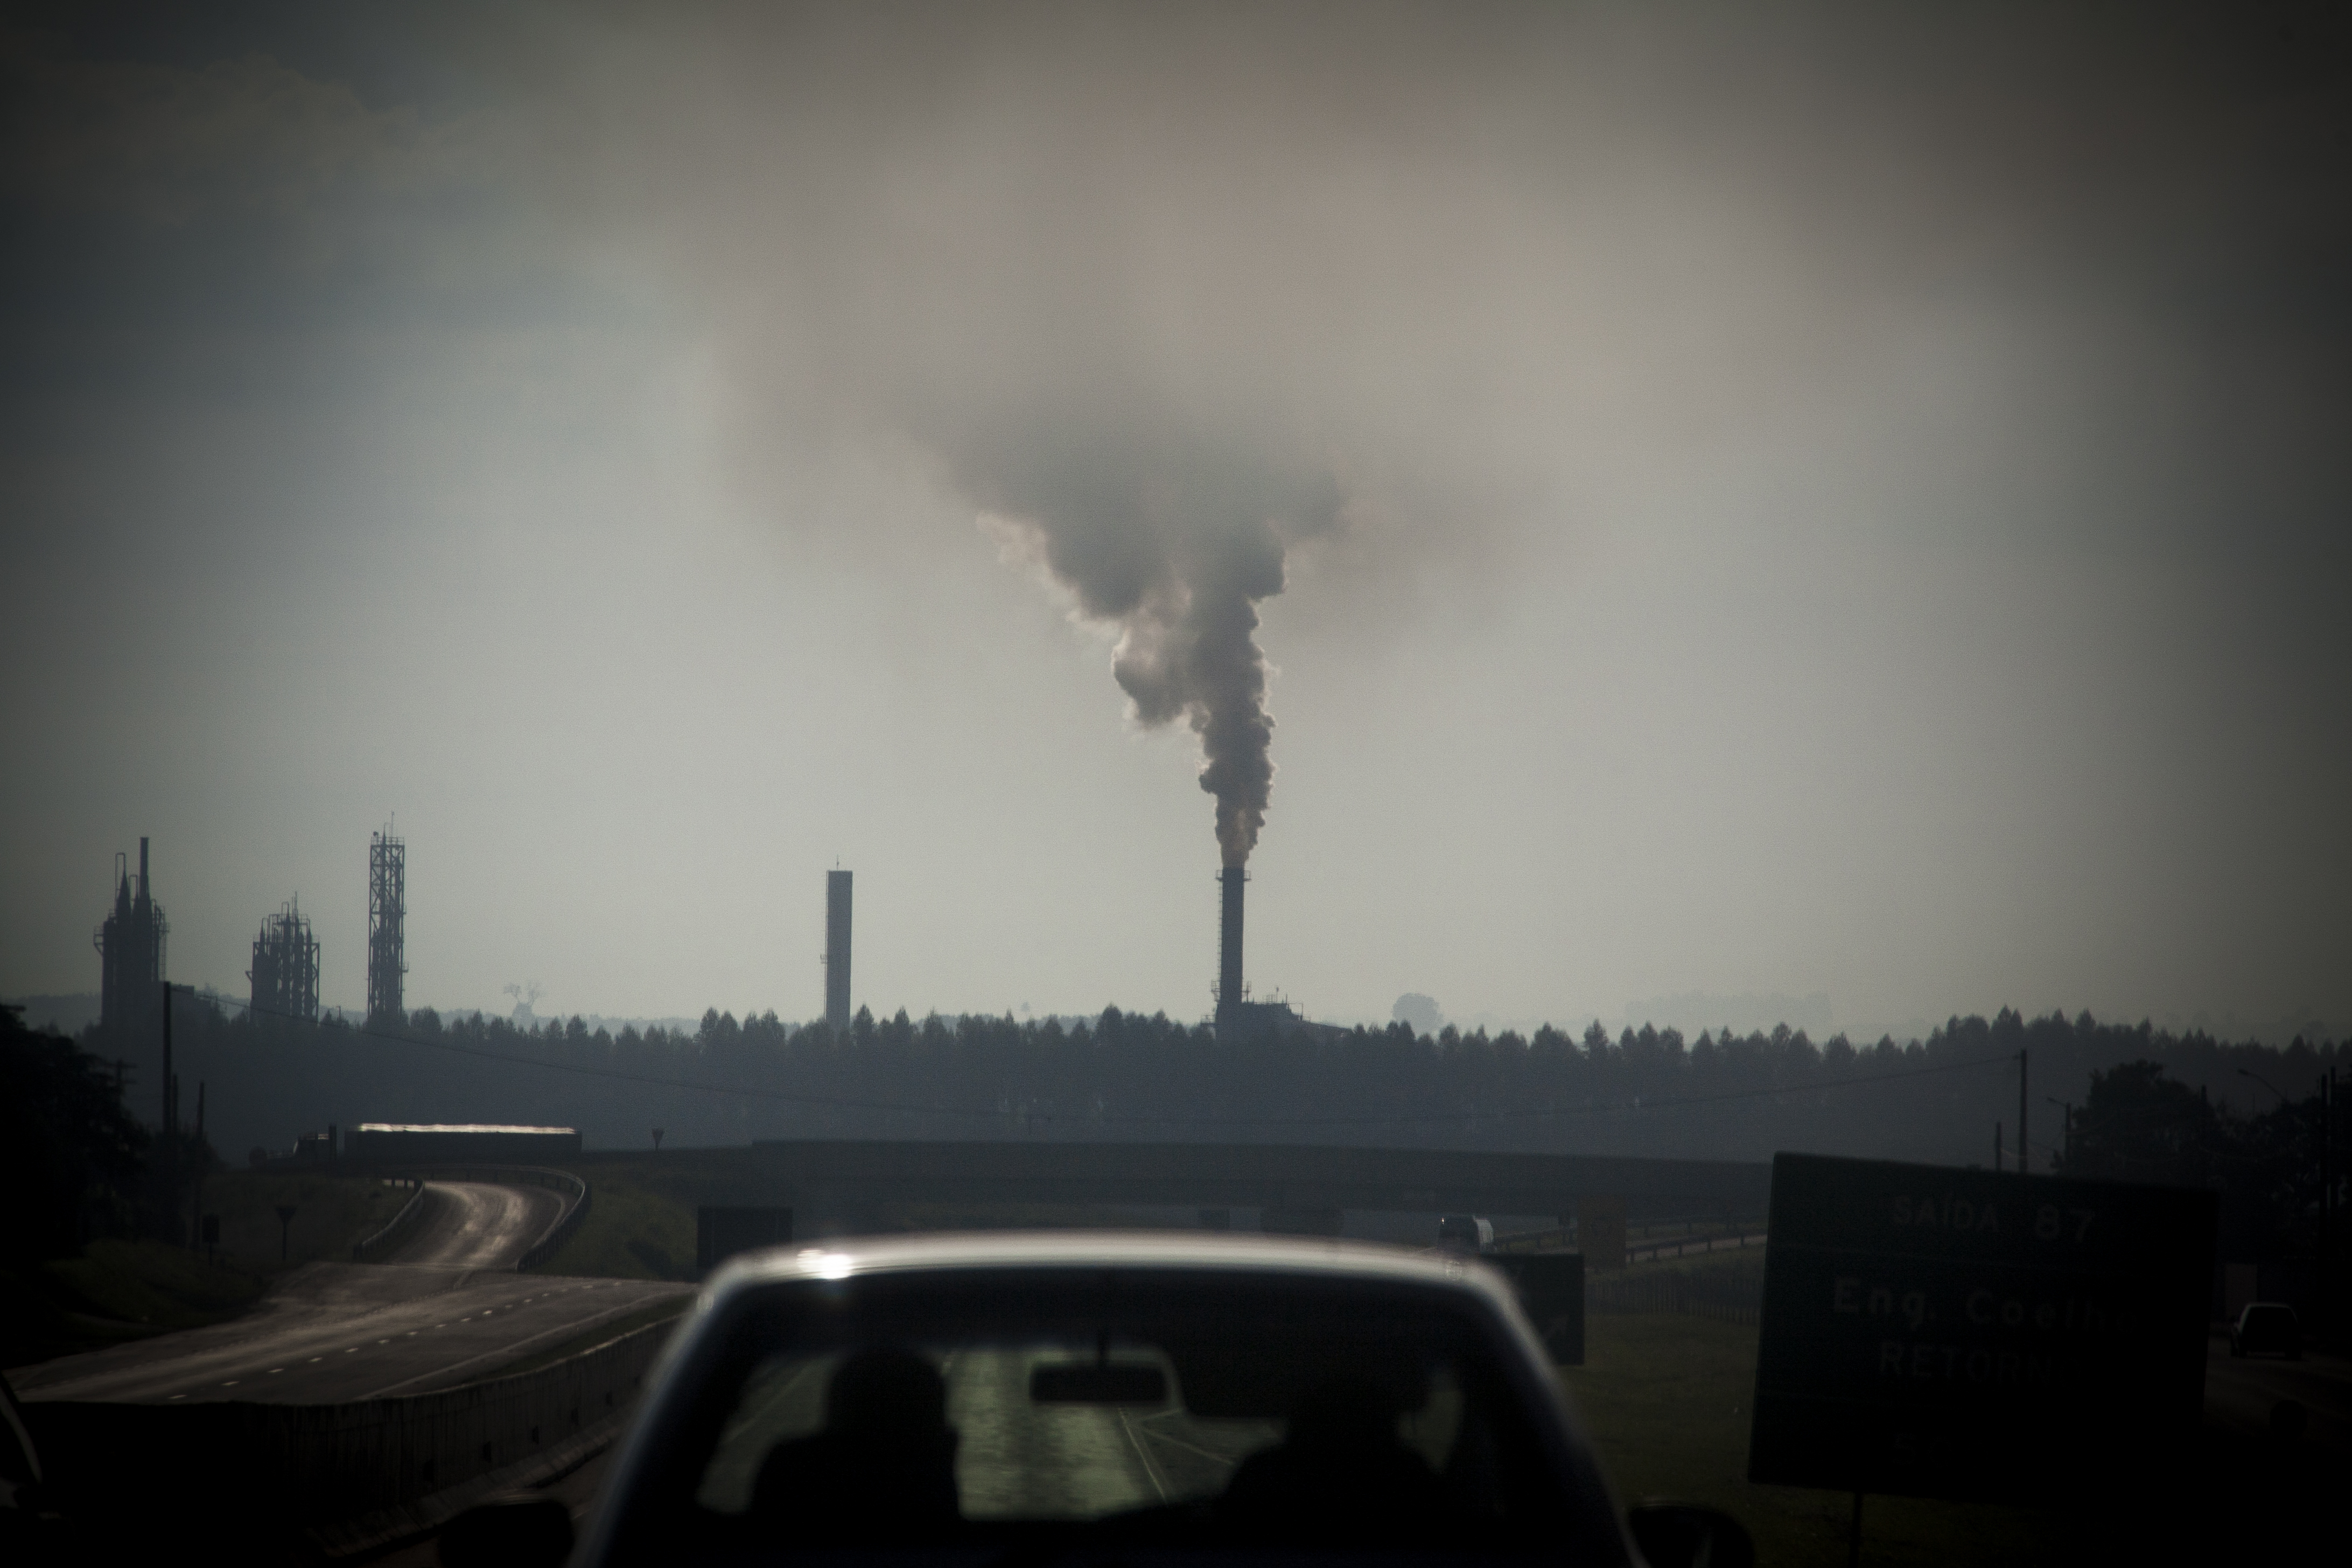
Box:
824, 869, 853, 1034
1217, 866, 1245, 1023
138, 837, 149, 905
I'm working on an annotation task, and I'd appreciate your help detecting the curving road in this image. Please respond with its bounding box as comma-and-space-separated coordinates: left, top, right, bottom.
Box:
390, 1181, 567, 1270
11, 1179, 691, 1409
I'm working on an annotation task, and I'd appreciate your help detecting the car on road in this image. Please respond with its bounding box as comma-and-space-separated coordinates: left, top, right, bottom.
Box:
2229, 1301, 2301, 1360
1436, 1215, 1496, 1254
450, 1232, 1745, 1568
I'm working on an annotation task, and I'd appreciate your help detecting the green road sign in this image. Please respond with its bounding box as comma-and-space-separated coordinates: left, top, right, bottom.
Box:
1748, 1152, 2215, 1503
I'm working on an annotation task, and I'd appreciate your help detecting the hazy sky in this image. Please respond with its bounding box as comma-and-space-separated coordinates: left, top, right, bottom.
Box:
4, 2, 2346, 1039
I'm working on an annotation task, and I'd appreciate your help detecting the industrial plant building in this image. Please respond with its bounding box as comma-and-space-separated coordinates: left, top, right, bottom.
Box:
93, 837, 167, 1039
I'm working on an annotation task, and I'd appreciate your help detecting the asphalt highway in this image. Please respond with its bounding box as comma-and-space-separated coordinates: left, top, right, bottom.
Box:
395, 1180, 565, 1269
12, 1180, 691, 1407
2203, 1334, 2351, 1450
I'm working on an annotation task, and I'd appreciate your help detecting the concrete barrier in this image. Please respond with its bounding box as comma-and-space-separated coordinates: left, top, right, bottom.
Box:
24, 1315, 673, 1552
351, 1180, 429, 1262
519, 1175, 591, 1272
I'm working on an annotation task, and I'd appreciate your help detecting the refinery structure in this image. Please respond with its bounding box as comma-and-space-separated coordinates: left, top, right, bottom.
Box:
86, 827, 1306, 1052
93, 837, 167, 1039
247, 899, 320, 1023
367, 824, 405, 1022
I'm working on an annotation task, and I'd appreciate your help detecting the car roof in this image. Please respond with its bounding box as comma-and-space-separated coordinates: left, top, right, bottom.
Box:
706, 1229, 1513, 1300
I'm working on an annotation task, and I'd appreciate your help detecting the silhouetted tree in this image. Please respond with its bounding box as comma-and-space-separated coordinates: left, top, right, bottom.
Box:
2055, 1060, 2225, 1187
2, 1006, 148, 1263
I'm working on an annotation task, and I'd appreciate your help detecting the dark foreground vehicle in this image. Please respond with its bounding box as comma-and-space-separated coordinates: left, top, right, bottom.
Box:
2229, 1302, 2301, 1360
452, 1233, 1744, 1568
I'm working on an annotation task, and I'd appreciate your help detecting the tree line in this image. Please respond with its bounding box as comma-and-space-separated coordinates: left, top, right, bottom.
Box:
90, 994, 2346, 1174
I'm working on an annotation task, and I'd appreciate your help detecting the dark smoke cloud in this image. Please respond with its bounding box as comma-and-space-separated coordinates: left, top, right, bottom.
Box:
973, 435, 1342, 864
553, 5, 1589, 869
514, 0, 2346, 875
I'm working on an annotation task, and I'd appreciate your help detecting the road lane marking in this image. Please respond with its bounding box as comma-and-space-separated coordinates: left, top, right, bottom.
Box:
269, 1368, 284, 1374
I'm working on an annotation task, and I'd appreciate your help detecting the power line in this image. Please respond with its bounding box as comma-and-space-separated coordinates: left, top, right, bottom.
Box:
213, 996, 2017, 1130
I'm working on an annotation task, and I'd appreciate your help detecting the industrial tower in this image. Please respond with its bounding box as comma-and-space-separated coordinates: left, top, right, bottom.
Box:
94, 836, 167, 1038
367, 825, 405, 1022
1215, 864, 1247, 1029
824, 869, 852, 1034
248, 898, 320, 1023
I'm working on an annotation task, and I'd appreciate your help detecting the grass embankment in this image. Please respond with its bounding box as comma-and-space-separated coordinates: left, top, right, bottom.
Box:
1564, 1313, 2090, 1566
530, 1159, 703, 1280
202, 1170, 414, 1269
4, 1173, 404, 1366
531, 1151, 1184, 1281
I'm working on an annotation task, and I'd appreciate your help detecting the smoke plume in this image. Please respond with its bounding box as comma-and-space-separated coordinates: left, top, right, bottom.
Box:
976, 438, 1342, 866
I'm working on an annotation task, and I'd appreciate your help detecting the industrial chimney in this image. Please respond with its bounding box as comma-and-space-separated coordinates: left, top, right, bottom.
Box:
1216, 866, 1246, 1027
824, 869, 853, 1034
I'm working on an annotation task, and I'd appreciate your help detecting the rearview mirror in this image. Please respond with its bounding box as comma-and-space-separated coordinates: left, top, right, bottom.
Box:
1030, 1363, 1170, 1405
439, 1493, 573, 1568
1627, 1503, 1753, 1568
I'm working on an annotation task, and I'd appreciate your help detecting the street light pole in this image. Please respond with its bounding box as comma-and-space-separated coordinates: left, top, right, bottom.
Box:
160, 982, 195, 1244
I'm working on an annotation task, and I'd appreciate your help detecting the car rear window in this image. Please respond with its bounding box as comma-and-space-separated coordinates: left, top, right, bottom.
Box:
697, 1341, 1476, 1522
614, 1266, 1577, 1559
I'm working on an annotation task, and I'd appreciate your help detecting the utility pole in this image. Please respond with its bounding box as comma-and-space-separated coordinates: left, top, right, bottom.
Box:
2320, 1070, 2333, 1337
2047, 1098, 2074, 1167
160, 978, 176, 1140
159, 983, 195, 1244
191, 1081, 207, 1253
2019, 1049, 2028, 1174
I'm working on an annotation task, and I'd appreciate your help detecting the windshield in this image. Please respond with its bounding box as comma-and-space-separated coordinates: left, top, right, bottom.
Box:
608, 1266, 1577, 1560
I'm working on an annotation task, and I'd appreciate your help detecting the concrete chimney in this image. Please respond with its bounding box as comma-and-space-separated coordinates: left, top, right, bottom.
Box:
824, 870, 853, 1033
1217, 866, 1245, 1023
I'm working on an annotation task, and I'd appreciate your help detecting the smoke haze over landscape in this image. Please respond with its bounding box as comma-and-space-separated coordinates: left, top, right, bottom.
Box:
2, 3, 2346, 1037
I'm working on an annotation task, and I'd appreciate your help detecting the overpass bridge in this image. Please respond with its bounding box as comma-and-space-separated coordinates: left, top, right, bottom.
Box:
738, 1139, 1772, 1248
